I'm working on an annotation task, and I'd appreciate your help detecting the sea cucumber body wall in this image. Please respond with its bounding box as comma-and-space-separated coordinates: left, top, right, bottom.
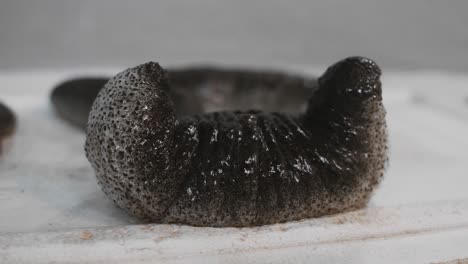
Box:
85, 63, 182, 220
85, 57, 387, 227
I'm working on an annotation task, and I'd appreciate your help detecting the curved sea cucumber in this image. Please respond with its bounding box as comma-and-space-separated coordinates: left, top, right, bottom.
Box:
85, 57, 388, 227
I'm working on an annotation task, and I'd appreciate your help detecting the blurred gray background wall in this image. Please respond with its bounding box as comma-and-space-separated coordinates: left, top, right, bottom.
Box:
0, 0, 467, 72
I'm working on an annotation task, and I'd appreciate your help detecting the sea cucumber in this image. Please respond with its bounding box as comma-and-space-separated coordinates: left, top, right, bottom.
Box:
85, 57, 388, 227
0, 101, 16, 155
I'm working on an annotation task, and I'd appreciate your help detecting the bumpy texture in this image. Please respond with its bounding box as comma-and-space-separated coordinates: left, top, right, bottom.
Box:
85, 57, 388, 227
0, 101, 16, 154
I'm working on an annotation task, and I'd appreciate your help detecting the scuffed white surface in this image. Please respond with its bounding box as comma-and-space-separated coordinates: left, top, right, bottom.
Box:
0, 70, 468, 263
1, 201, 468, 264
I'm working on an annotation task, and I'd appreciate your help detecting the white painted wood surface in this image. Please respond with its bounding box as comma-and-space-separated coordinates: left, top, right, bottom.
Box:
1, 69, 467, 263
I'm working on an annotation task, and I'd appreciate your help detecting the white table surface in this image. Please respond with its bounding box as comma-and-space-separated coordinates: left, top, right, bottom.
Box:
0, 69, 467, 263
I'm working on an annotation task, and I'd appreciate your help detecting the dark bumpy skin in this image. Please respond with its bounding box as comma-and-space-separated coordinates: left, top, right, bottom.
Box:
51, 78, 109, 129
0, 101, 16, 154
85, 57, 387, 227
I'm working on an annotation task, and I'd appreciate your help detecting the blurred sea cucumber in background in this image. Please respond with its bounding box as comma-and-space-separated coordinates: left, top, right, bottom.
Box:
0, 101, 16, 155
